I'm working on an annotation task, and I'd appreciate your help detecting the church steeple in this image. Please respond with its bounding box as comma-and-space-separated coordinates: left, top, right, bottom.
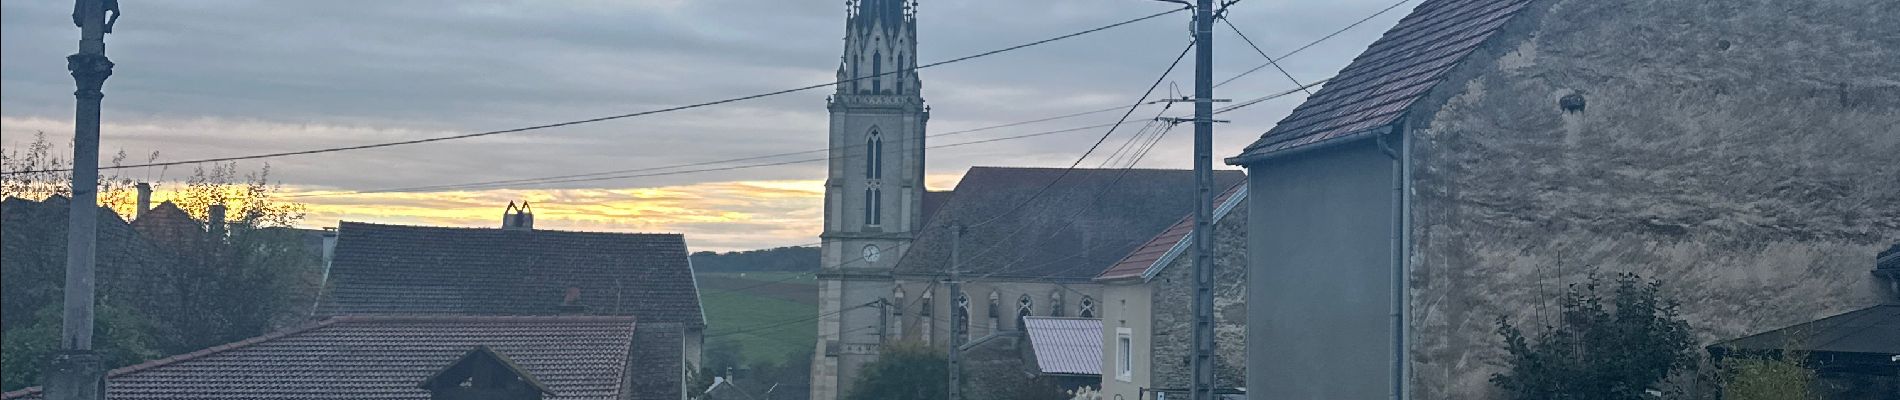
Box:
838, 0, 921, 96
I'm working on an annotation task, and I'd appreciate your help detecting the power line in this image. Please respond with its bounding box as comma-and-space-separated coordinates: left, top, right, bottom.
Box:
961, 40, 1196, 231
1220, 16, 1311, 95
1213, 0, 1415, 88
1, 8, 1187, 176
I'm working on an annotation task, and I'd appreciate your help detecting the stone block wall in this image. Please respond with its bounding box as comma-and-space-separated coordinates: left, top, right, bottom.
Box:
1403, 0, 1900, 398
1149, 203, 1249, 390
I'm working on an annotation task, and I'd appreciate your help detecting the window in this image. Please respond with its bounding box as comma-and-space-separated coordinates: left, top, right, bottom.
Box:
1049, 292, 1064, 317
1016, 294, 1033, 331
865, 131, 882, 179
1079, 296, 1096, 318
955, 292, 971, 342
891, 288, 906, 340
895, 54, 906, 94
864, 188, 876, 226
1115, 328, 1134, 381
871, 51, 883, 93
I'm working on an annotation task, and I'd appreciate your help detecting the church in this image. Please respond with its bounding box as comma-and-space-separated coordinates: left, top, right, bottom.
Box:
809, 1, 1238, 399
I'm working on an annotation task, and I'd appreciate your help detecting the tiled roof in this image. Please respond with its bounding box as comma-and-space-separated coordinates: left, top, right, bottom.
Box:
921, 190, 954, 226
626, 323, 687, 400
1231, 0, 1532, 163
1022, 317, 1103, 376
1095, 183, 1247, 282
318, 221, 703, 326
895, 167, 1244, 281
1710, 304, 1900, 356
1, 315, 680, 400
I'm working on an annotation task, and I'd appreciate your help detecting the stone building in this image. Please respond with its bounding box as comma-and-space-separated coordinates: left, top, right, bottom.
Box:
1225, 0, 1900, 398
1092, 183, 1247, 400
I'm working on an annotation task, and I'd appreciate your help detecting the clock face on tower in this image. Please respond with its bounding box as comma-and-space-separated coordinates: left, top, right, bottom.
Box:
862, 244, 882, 263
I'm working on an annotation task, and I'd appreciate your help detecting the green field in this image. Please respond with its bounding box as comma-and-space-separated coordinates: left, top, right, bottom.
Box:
698, 272, 819, 365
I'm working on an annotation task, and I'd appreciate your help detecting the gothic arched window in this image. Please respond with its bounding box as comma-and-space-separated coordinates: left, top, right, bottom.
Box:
865, 131, 882, 180
1079, 296, 1096, 318
955, 292, 971, 341
863, 187, 881, 226
920, 291, 934, 316
895, 54, 906, 94
872, 51, 883, 93
1017, 294, 1033, 331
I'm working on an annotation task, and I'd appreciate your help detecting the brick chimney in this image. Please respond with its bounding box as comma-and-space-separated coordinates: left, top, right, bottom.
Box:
135, 182, 151, 220
503, 201, 534, 231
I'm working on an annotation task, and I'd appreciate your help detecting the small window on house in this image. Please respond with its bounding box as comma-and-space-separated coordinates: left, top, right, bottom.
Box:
1115, 328, 1134, 381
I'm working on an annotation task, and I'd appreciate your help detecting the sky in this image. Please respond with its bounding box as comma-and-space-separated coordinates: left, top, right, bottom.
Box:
2, 0, 1412, 252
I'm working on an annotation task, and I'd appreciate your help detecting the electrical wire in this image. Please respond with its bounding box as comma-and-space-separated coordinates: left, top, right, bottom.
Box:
1214, 0, 1415, 88
1, 8, 1188, 176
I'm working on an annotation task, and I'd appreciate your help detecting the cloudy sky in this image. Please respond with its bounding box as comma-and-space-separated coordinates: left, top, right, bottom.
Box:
2, 0, 1412, 251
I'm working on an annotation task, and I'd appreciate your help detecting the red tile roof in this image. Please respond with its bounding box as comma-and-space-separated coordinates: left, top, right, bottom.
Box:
1095, 183, 1247, 282
317, 222, 703, 326
1231, 0, 1531, 162
1, 315, 679, 400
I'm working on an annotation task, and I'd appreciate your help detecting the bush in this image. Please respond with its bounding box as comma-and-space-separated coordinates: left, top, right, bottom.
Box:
846, 342, 948, 400
1491, 273, 1698, 400
1722, 354, 1817, 400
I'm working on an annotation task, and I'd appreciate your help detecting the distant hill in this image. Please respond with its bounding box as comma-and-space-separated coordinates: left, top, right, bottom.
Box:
691, 246, 819, 272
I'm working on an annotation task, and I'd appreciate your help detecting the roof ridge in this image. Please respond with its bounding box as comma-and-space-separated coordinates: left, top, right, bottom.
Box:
4, 316, 349, 397
338, 220, 686, 237
331, 314, 641, 323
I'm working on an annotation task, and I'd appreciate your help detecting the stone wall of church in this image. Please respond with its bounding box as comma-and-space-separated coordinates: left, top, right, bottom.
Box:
1404, 0, 1900, 398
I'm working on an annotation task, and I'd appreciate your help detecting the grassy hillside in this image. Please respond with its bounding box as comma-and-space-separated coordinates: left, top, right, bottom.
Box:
698, 272, 819, 365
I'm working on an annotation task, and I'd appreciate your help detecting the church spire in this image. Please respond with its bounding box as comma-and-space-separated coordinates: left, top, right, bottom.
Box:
838, 0, 920, 96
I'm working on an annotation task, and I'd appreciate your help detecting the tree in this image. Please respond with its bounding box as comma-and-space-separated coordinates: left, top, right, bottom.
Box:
1, 303, 160, 391
1491, 273, 1698, 400
846, 342, 948, 400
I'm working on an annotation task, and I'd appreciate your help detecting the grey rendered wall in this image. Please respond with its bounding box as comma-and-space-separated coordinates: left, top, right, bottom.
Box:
1099, 283, 1152, 400
1245, 141, 1397, 400
1403, 0, 1900, 398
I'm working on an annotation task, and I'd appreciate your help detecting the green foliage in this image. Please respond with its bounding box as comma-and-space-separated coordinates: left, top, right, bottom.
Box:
1, 303, 161, 391
699, 287, 817, 364
1491, 273, 1698, 400
846, 343, 948, 400
690, 246, 819, 272
1721, 354, 1817, 400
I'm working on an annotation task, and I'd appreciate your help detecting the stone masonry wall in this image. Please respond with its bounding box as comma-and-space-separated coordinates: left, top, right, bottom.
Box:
1404, 0, 1900, 398
1149, 202, 1248, 390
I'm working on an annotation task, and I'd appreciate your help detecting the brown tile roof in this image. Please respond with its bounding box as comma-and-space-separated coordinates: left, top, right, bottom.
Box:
1, 315, 680, 400
1094, 182, 1246, 282
895, 167, 1244, 281
317, 222, 703, 326
1230, 0, 1532, 163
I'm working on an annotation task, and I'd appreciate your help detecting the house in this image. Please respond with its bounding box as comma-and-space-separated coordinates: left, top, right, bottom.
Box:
315, 205, 705, 380
1225, 0, 1899, 398
1, 196, 184, 340
0, 315, 686, 400
1092, 183, 1247, 400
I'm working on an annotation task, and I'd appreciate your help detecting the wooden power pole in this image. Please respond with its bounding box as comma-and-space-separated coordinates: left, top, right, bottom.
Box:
46, 1, 118, 399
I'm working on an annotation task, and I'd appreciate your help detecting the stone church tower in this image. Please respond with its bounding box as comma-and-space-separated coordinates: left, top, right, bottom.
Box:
811, 0, 926, 399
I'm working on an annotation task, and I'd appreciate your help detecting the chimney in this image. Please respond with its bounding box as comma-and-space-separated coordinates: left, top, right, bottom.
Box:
502, 201, 535, 231
312, 227, 340, 316
207, 203, 227, 238
135, 182, 151, 220
558, 286, 587, 314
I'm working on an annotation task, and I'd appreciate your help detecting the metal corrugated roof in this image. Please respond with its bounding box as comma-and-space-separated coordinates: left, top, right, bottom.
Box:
1023, 317, 1104, 376
1711, 304, 1900, 356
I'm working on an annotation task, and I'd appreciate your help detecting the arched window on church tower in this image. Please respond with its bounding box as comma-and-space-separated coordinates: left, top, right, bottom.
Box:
863, 187, 881, 226
872, 51, 883, 93
866, 130, 882, 179
895, 53, 906, 94
1079, 296, 1096, 318
1016, 294, 1033, 331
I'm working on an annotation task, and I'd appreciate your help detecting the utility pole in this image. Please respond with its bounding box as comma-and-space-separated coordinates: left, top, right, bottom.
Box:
945, 224, 964, 400
48, 0, 119, 400
1189, 0, 1217, 399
